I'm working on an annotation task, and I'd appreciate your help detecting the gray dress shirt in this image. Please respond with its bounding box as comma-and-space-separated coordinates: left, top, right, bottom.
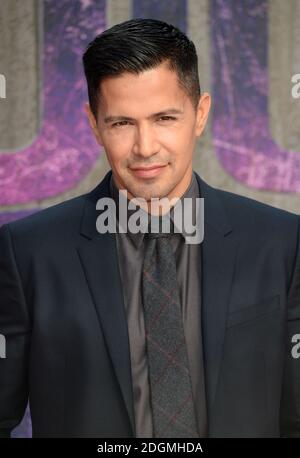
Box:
109, 170, 208, 438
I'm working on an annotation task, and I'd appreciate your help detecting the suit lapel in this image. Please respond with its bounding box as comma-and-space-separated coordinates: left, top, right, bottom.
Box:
77, 170, 136, 436
195, 173, 239, 418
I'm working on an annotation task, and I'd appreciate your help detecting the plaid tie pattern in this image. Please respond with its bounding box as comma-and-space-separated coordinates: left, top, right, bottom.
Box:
142, 222, 199, 438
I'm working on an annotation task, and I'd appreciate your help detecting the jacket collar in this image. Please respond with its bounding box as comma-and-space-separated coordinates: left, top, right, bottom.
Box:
80, 169, 232, 240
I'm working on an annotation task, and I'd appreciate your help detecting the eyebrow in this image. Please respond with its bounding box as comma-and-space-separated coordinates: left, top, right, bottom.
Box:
103, 108, 184, 124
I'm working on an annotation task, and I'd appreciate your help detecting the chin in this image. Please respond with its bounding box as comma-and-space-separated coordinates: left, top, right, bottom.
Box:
125, 176, 174, 201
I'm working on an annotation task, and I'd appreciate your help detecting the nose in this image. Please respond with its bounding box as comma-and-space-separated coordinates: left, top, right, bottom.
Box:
132, 122, 158, 158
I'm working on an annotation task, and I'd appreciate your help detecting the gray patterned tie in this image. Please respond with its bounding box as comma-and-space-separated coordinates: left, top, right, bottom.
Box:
142, 218, 199, 438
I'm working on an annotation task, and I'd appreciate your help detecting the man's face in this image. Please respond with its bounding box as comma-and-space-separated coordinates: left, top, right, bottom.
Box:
86, 61, 211, 204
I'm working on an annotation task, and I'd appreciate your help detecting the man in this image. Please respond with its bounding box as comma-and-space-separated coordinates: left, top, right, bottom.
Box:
0, 18, 299, 438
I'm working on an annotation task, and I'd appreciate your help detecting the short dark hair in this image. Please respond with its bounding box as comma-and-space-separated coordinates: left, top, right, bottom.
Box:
82, 18, 201, 119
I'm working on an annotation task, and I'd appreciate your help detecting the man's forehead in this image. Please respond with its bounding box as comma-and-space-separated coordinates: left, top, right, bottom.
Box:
98, 67, 188, 119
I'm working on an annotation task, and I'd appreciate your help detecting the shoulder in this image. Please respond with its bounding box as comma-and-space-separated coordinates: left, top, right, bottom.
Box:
0, 193, 88, 253
215, 187, 299, 235
213, 188, 300, 288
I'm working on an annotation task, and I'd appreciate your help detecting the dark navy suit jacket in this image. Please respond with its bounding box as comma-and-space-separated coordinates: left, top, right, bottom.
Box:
0, 170, 299, 437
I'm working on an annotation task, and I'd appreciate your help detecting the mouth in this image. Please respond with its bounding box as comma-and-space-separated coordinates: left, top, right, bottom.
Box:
130, 164, 168, 179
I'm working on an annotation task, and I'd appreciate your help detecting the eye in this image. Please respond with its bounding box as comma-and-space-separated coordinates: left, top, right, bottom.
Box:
112, 121, 130, 128
159, 116, 176, 121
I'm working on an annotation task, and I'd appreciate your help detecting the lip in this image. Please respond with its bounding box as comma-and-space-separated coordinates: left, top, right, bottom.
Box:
130, 164, 168, 178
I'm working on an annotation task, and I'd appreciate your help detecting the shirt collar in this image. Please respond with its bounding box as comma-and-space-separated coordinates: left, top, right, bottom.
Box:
109, 170, 200, 249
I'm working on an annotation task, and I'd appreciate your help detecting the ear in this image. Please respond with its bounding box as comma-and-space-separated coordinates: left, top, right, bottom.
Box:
84, 102, 104, 146
195, 92, 211, 137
